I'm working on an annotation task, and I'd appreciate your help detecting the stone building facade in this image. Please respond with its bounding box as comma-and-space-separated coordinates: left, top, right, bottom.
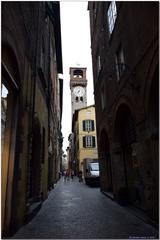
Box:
88, 1, 158, 225
1, 2, 63, 237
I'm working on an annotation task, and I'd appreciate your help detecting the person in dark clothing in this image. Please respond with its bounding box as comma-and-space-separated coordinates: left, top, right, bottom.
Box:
71, 170, 74, 180
78, 170, 83, 182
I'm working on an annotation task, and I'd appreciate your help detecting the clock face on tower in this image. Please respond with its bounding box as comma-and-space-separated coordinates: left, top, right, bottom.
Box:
73, 86, 85, 97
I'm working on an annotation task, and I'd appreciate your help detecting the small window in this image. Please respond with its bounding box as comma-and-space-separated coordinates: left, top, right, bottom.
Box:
115, 45, 125, 81
80, 97, 83, 102
83, 120, 94, 132
107, 1, 117, 36
75, 97, 79, 102
83, 136, 96, 148
73, 69, 83, 78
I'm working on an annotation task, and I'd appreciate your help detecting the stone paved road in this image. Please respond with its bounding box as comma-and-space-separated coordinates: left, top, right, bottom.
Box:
13, 178, 158, 239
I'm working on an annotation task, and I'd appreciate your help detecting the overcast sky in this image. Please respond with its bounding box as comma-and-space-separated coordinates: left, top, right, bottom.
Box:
60, 2, 94, 154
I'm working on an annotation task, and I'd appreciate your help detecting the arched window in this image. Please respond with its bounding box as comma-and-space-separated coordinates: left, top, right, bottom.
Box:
107, 1, 117, 36
80, 97, 83, 102
73, 69, 83, 78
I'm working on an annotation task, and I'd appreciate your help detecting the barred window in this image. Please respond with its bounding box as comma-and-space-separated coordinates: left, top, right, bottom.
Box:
107, 1, 117, 36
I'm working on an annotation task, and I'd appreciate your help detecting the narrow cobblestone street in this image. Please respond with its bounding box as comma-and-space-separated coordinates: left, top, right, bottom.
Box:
12, 178, 158, 239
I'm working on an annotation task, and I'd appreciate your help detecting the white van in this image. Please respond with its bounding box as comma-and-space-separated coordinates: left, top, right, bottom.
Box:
83, 158, 100, 185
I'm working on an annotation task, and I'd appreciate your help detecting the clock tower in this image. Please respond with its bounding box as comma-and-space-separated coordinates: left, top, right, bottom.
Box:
70, 67, 87, 117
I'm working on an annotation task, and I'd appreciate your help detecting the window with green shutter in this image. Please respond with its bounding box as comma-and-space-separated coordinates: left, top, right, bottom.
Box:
83, 136, 96, 148
83, 120, 95, 132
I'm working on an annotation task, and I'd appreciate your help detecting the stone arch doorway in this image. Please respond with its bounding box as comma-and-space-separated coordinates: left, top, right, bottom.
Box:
99, 129, 113, 193
146, 66, 159, 222
29, 117, 42, 201
113, 104, 141, 206
1, 45, 20, 235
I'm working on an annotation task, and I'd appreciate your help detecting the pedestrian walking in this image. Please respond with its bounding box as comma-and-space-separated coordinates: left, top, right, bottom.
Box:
78, 170, 83, 182
64, 170, 67, 182
66, 169, 70, 181
71, 170, 74, 180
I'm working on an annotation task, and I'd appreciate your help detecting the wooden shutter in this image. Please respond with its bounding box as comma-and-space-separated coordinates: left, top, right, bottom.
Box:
83, 136, 86, 148
83, 120, 86, 131
92, 136, 96, 147
91, 120, 94, 131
